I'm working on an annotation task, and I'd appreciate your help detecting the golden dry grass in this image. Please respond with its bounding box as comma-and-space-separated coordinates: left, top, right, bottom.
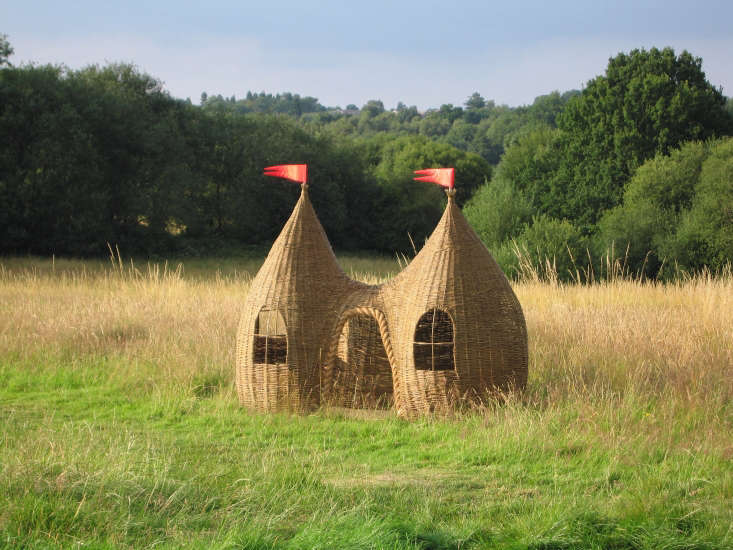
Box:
2, 256, 730, 414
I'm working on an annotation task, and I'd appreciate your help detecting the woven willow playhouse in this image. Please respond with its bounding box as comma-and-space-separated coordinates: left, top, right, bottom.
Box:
235, 183, 527, 417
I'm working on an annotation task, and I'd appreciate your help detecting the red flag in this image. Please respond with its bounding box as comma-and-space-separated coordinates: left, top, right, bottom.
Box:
414, 167, 455, 189
263, 164, 307, 184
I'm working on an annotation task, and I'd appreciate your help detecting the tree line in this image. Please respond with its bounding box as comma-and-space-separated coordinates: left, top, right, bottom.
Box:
0, 34, 489, 256
463, 48, 733, 279
1, 34, 731, 278
201, 89, 581, 167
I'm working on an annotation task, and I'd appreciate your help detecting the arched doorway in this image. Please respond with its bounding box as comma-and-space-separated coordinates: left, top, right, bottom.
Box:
329, 312, 394, 409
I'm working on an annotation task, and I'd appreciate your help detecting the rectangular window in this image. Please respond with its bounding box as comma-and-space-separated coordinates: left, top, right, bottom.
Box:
414, 309, 454, 371
254, 335, 287, 364
254, 309, 287, 365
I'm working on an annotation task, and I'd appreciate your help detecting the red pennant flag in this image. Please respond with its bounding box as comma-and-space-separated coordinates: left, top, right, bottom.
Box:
414, 167, 455, 189
263, 164, 308, 184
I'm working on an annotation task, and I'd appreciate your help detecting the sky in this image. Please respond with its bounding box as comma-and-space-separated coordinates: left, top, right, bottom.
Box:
3, 1, 732, 110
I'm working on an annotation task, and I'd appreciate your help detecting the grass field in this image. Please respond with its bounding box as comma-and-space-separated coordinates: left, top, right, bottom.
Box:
1, 255, 731, 549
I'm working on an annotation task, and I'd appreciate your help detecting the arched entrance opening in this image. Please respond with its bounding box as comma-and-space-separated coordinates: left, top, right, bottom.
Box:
329, 312, 394, 409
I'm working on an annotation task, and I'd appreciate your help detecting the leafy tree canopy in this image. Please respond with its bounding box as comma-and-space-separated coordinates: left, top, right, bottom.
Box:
670, 137, 733, 271
551, 47, 731, 228
366, 135, 491, 251
0, 33, 13, 67
465, 92, 486, 110
597, 138, 732, 277
463, 177, 532, 251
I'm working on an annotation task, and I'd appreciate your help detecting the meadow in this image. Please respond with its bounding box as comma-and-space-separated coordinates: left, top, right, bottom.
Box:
1, 255, 731, 549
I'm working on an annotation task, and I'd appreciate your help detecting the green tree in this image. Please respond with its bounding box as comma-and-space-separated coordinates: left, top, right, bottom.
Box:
528, 90, 577, 127
396, 104, 419, 124
550, 47, 731, 229
463, 177, 532, 251
443, 119, 476, 151
465, 92, 486, 110
508, 216, 588, 281
419, 111, 451, 138
597, 138, 731, 276
596, 140, 709, 276
72, 63, 180, 251
0, 61, 200, 255
0, 34, 12, 67
366, 135, 491, 251
438, 103, 464, 123
0, 64, 105, 253
470, 106, 528, 164
492, 125, 560, 210
668, 137, 733, 271
361, 99, 385, 118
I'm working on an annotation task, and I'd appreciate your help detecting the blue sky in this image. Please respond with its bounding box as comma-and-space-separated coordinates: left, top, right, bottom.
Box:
3, 1, 732, 109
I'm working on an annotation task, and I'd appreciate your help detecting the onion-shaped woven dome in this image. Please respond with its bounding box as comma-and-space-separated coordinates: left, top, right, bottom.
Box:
382, 190, 528, 415
235, 185, 357, 411
236, 180, 527, 417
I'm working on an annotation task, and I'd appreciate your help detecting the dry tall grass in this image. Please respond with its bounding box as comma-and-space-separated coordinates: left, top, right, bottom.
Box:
0, 256, 399, 392
2, 256, 730, 423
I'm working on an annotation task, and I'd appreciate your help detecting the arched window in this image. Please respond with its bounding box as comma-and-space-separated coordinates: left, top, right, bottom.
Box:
253, 309, 287, 365
413, 309, 454, 371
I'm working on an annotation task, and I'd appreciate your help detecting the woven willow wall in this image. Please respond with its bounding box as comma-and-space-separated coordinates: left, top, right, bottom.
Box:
235, 187, 527, 417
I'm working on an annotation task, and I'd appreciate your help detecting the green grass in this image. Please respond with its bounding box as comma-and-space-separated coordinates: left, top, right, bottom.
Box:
1, 257, 731, 549
2, 356, 731, 549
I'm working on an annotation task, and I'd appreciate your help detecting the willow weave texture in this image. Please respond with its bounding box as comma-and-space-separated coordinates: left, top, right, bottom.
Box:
235, 186, 528, 417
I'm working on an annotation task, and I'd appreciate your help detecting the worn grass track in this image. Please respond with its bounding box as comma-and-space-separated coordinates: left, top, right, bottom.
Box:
1, 256, 731, 549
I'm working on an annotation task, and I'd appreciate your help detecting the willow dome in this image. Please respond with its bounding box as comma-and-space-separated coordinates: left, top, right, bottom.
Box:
236, 185, 527, 417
